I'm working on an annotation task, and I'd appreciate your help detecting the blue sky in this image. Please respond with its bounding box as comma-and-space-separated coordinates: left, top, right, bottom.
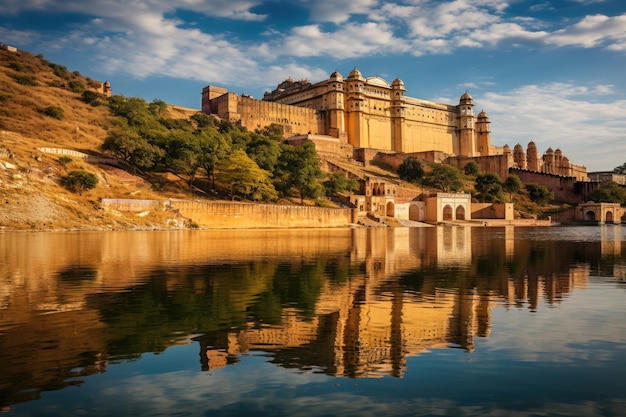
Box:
1, 0, 625, 171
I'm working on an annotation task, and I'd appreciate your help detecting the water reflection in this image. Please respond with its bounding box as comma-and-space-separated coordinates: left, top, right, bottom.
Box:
0, 227, 625, 411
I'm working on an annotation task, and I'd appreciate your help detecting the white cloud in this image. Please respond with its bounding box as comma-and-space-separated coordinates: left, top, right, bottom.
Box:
476, 82, 626, 171
547, 14, 626, 49
298, 0, 379, 24
281, 22, 409, 58
0, 0, 267, 21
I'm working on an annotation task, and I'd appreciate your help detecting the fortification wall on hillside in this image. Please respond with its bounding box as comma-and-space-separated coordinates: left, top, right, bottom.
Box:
169, 200, 356, 228
509, 168, 599, 204
103, 199, 356, 228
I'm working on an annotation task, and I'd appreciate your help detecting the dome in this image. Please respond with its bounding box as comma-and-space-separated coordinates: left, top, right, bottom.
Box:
366, 76, 390, 88
477, 110, 489, 118
391, 77, 405, 89
503, 144, 511, 153
514, 143, 524, 151
347, 67, 364, 80
546, 147, 554, 154
528, 140, 537, 148
555, 148, 562, 155
329, 70, 343, 82
460, 91, 473, 101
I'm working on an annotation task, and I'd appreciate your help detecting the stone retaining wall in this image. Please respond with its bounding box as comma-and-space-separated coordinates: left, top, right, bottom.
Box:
102, 198, 357, 228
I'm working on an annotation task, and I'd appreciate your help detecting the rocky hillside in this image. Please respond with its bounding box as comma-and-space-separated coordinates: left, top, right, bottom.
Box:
0, 48, 197, 230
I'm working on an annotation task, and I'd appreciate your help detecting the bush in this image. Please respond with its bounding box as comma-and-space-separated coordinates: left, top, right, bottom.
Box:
525, 183, 553, 206
49, 63, 68, 78
464, 161, 480, 176
68, 80, 85, 93
41, 106, 64, 120
12, 74, 38, 86
61, 170, 99, 194
397, 157, 424, 184
58, 156, 72, 166
81, 90, 104, 106
7, 61, 30, 72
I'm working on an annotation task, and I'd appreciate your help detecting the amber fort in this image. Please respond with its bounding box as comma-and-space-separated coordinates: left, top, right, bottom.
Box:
202, 68, 587, 182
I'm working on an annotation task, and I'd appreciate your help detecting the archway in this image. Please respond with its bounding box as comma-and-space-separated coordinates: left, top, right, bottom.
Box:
443, 205, 453, 221
386, 201, 395, 217
584, 210, 596, 221
456, 205, 466, 220
606, 211, 614, 223
409, 205, 419, 221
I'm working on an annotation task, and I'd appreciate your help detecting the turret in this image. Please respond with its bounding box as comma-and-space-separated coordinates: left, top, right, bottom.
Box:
527, 141, 539, 171
476, 110, 491, 156
458, 91, 476, 156
391, 77, 407, 151
513, 143, 526, 169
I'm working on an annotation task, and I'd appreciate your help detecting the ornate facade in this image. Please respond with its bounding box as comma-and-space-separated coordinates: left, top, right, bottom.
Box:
202, 68, 502, 158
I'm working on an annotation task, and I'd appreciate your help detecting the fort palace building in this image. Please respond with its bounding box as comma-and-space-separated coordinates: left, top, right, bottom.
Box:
202, 68, 586, 183
203, 68, 496, 157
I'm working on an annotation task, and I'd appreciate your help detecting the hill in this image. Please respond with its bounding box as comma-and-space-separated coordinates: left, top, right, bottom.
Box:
0, 48, 200, 230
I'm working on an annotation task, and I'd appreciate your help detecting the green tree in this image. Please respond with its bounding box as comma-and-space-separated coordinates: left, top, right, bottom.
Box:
255, 123, 284, 141
148, 99, 168, 116
422, 164, 464, 192
323, 172, 360, 197
275, 141, 323, 204
246, 134, 281, 172
614, 163, 626, 174
197, 130, 231, 190
503, 174, 523, 200
217, 150, 277, 201
464, 161, 480, 176
397, 157, 424, 184
163, 130, 202, 188
525, 183, 553, 205
61, 170, 98, 195
108, 96, 163, 134
475, 173, 505, 202
190, 112, 217, 130
101, 129, 164, 170
590, 181, 626, 204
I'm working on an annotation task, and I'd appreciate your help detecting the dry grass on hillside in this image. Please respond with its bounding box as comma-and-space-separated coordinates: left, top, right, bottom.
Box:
0, 49, 199, 230
0, 50, 113, 155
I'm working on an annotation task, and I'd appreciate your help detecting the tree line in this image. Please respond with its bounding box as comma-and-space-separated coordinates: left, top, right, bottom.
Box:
100, 96, 358, 203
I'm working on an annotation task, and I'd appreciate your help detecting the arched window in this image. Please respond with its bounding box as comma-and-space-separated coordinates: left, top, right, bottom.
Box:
456, 205, 465, 220
443, 205, 453, 221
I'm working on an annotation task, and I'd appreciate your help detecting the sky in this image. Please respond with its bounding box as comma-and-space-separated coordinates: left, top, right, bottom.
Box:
1, 0, 625, 172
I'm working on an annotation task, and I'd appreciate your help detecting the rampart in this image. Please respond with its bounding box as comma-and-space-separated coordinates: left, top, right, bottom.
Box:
169, 200, 356, 228
510, 168, 600, 204
445, 154, 512, 181
102, 199, 357, 228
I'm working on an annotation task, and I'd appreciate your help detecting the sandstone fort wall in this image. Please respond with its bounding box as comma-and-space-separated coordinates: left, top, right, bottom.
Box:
103, 199, 357, 228
169, 200, 356, 228
510, 168, 598, 204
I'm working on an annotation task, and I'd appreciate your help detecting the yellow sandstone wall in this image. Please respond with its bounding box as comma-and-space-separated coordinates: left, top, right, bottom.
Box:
169, 200, 356, 228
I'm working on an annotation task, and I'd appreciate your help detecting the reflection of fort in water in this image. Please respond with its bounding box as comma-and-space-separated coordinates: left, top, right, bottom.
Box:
194, 227, 596, 378
0, 226, 618, 402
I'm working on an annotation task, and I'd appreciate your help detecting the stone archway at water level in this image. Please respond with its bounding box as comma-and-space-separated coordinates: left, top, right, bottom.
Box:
443, 205, 453, 221
386, 201, 395, 217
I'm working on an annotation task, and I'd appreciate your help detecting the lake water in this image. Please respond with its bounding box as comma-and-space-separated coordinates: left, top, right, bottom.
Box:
1, 226, 625, 417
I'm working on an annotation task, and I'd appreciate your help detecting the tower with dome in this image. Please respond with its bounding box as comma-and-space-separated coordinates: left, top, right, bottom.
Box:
201, 68, 586, 180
